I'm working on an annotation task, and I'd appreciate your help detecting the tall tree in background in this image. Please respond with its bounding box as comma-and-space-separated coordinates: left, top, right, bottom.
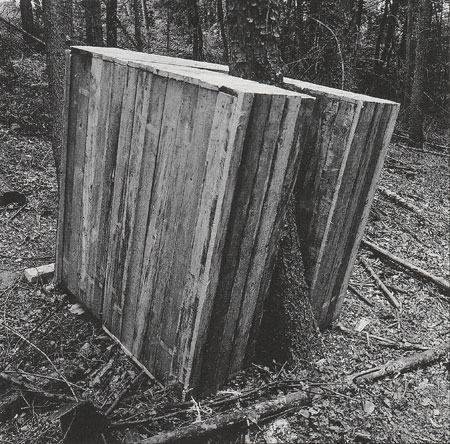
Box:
403, 0, 417, 105
42, 0, 72, 179
85, 0, 103, 45
132, 0, 144, 50
187, 0, 204, 60
19, 0, 35, 46
409, 0, 432, 145
106, 0, 118, 46
217, 0, 228, 63
227, 0, 322, 366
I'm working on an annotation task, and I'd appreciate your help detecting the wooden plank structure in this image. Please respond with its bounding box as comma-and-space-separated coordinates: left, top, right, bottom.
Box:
283, 79, 400, 328
68, 50, 400, 329
56, 47, 315, 393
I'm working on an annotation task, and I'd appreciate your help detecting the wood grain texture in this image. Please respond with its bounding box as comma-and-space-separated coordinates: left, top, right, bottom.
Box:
58, 47, 315, 393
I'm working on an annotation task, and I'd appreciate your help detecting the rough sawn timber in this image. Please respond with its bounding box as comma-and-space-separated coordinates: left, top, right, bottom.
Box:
75, 50, 401, 329
56, 47, 315, 394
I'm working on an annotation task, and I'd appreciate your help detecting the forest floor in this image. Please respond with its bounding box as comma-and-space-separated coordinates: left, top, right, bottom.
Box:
0, 54, 449, 444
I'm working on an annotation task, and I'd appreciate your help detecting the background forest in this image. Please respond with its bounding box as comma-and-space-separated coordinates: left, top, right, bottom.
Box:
0, 0, 448, 151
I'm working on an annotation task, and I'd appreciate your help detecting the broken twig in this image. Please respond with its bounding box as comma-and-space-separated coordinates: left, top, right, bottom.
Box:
348, 341, 449, 383
138, 390, 310, 444
335, 324, 429, 351
348, 283, 375, 307
360, 256, 401, 309
361, 239, 450, 294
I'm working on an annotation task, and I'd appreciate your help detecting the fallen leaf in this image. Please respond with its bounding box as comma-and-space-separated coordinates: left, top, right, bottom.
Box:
363, 400, 375, 414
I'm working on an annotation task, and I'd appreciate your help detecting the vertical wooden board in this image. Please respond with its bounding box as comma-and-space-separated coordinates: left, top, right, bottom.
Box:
108, 69, 153, 345
64, 52, 92, 296
294, 98, 341, 282
91, 62, 127, 320
197, 94, 273, 390
102, 66, 139, 333
316, 101, 384, 326
82, 59, 114, 314
176, 93, 254, 392
328, 103, 399, 323
157, 87, 218, 378
304, 100, 366, 320
208, 95, 288, 387
245, 96, 316, 366
131, 79, 185, 365
229, 95, 305, 375
146, 82, 200, 380
78, 57, 104, 312
119, 74, 168, 350
56, 51, 72, 284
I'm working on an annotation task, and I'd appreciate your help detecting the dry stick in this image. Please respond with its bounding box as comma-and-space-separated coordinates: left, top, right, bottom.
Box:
138, 390, 310, 444
348, 283, 375, 307
335, 324, 429, 351
360, 256, 401, 309
0, 322, 78, 400
105, 370, 146, 416
377, 186, 425, 219
0, 372, 73, 403
0, 16, 45, 48
348, 341, 449, 383
361, 239, 450, 294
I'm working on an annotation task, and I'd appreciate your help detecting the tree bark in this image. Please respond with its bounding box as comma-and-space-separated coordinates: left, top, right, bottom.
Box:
217, 0, 229, 63
106, 0, 118, 47
19, 0, 35, 46
132, 0, 144, 51
85, 0, 103, 46
409, 0, 432, 146
42, 0, 72, 181
187, 0, 204, 61
404, 0, 417, 105
228, 0, 283, 84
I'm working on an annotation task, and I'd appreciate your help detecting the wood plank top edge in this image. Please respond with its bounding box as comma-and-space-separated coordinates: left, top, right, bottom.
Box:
71, 47, 397, 104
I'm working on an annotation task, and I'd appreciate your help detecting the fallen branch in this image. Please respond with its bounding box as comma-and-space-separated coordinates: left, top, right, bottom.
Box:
0, 16, 45, 48
138, 390, 310, 444
348, 341, 449, 383
348, 283, 375, 307
105, 371, 145, 416
0, 372, 73, 403
361, 239, 450, 294
377, 186, 425, 219
360, 256, 401, 309
335, 324, 429, 351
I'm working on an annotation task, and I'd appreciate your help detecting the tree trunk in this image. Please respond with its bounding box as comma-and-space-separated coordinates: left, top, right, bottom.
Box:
227, 0, 321, 367
85, 0, 103, 46
106, 0, 118, 47
404, 0, 417, 105
228, 0, 283, 84
19, 0, 35, 46
187, 0, 204, 61
42, 0, 72, 181
217, 0, 229, 64
132, 0, 144, 51
409, 0, 432, 146
141, 0, 151, 48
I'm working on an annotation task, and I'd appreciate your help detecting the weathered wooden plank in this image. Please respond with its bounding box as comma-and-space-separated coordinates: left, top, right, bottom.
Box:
24, 263, 55, 284
102, 67, 139, 333
82, 59, 114, 315
119, 74, 168, 351
90, 61, 128, 321
156, 87, 218, 379
64, 52, 92, 296
55, 51, 72, 284
230, 95, 308, 374
131, 79, 186, 368
329, 103, 400, 322
78, 56, 104, 313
